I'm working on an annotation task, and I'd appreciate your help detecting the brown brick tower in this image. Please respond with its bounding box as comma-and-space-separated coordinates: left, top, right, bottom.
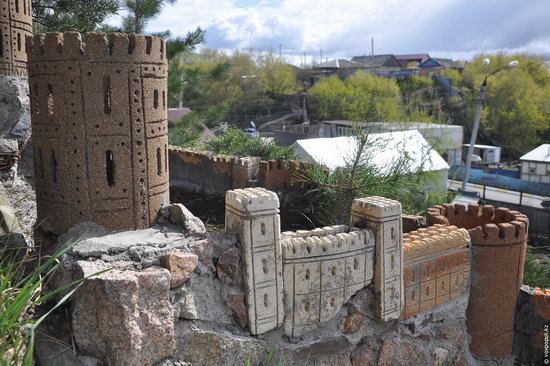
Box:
0, 0, 32, 76
428, 203, 528, 359
27, 32, 169, 235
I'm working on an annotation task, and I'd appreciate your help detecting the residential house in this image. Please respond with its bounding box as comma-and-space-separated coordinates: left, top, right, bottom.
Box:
520, 144, 550, 184
350, 54, 401, 75
394, 53, 431, 68
418, 57, 464, 75
311, 59, 366, 80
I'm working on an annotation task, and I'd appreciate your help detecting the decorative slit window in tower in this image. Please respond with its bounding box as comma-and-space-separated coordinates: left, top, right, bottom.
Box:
164, 145, 168, 173
17, 33, 21, 52
106, 150, 115, 186
0, 29, 3, 58
103, 76, 112, 115
50, 150, 57, 184
47, 83, 54, 116
15, 0, 20, 13
38, 148, 44, 178
156, 147, 162, 176
153, 90, 159, 109
162, 90, 166, 110
33, 84, 39, 114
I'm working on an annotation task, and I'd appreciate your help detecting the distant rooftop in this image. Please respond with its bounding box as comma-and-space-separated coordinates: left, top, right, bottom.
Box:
293, 130, 449, 172
395, 54, 431, 62
520, 144, 550, 163
351, 54, 399, 68
314, 59, 365, 69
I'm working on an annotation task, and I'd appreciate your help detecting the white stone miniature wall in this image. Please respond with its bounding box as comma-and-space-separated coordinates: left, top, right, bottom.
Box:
225, 188, 405, 336
281, 229, 375, 337
225, 188, 284, 335
351, 197, 404, 321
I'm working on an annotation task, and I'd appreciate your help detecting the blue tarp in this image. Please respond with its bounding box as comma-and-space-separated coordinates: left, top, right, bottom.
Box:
449, 166, 550, 197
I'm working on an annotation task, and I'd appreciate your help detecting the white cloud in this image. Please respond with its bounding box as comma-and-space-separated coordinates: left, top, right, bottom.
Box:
144, 0, 550, 63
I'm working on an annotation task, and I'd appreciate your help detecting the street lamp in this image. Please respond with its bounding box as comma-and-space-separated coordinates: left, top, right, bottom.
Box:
461, 59, 519, 191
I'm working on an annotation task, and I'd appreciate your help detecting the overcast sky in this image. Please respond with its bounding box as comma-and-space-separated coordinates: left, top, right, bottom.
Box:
136, 0, 550, 64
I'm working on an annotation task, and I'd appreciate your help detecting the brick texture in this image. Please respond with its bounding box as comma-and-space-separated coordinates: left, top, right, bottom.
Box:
427, 203, 528, 359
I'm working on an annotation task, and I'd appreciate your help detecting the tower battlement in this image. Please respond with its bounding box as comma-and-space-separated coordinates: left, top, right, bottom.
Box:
26, 32, 165, 64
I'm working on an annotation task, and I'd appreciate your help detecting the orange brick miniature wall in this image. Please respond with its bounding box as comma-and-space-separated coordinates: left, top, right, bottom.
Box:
402, 225, 470, 318
28, 32, 169, 235
427, 203, 528, 359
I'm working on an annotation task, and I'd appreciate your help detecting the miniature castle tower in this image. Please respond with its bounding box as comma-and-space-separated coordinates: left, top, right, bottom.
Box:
0, 0, 32, 76
225, 188, 284, 335
27, 32, 169, 235
351, 196, 404, 321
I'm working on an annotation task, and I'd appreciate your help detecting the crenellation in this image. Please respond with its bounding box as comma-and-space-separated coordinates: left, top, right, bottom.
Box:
26, 32, 166, 64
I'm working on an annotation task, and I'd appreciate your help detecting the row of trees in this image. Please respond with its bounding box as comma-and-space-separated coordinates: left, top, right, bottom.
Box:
306, 54, 550, 157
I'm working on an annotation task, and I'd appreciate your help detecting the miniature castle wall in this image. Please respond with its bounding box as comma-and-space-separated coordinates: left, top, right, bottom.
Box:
168, 147, 311, 195
27, 32, 169, 235
281, 229, 375, 337
427, 203, 528, 359
402, 225, 470, 318
0, 0, 32, 76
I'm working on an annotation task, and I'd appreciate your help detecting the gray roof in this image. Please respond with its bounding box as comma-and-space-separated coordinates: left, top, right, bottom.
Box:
314, 59, 365, 69
351, 54, 398, 68
433, 58, 464, 69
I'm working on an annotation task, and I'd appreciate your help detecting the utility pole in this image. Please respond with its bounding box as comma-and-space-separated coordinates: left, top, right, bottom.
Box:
371, 37, 374, 56
279, 44, 282, 59
320, 48, 323, 64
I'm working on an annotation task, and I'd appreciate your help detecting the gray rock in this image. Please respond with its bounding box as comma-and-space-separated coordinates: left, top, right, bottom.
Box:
0, 138, 17, 153
163, 203, 206, 234
61, 223, 194, 265
72, 262, 175, 366
0, 76, 31, 144
173, 272, 233, 325
174, 322, 267, 366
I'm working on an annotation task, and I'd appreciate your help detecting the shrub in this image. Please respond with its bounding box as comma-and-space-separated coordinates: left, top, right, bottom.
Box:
202, 127, 295, 160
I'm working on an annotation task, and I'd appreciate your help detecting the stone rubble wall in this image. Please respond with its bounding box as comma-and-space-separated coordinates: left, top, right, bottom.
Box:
514, 285, 550, 365
428, 203, 528, 360
27, 32, 169, 235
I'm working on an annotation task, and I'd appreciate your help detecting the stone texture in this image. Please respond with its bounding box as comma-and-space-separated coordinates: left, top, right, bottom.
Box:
432, 347, 450, 366
174, 322, 267, 366
60, 223, 197, 266
28, 32, 169, 235
225, 188, 284, 335
163, 203, 206, 234
225, 292, 248, 327
160, 251, 198, 288
0, 76, 31, 144
172, 272, 233, 324
351, 344, 378, 366
377, 338, 429, 366
352, 197, 403, 322
72, 262, 175, 366
281, 229, 375, 337
342, 311, 366, 335
514, 285, 550, 365
216, 247, 242, 287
